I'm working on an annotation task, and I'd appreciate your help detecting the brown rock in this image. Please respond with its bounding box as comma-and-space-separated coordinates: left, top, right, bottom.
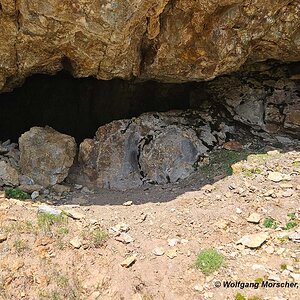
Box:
52, 184, 71, 194
0, 233, 7, 243
19, 184, 43, 194
0, 1, 300, 91
166, 249, 177, 259
223, 141, 243, 151
247, 213, 261, 224
19, 127, 77, 187
0, 161, 19, 186
120, 255, 137, 268
70, 236, 83, 249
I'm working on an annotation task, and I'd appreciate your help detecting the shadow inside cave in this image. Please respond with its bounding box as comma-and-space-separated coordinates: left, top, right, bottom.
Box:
0, 61, 299, 206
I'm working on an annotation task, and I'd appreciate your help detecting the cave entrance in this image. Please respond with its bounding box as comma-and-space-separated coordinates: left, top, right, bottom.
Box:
0, 71, 198, 143
0, 61, 299, 192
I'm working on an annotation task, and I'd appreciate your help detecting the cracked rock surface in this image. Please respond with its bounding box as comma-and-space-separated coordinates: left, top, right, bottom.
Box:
78, 110, 228, 190
0, 0, 300, 91
19, 126, 77, 187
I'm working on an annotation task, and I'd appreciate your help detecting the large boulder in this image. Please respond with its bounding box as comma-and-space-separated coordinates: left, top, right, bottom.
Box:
139, 125, 207, 184
79, 120, 143, 190
78, 111, 216, 190
19, 127, 77, 187
0, 1, 299, 91
0, 161, 19, 187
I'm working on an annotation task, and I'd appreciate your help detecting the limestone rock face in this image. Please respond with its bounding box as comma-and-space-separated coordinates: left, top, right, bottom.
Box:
19, 127, 77, 187
79, 111, 215, 190
207, 64, 300, 137
1, 0, 300, 90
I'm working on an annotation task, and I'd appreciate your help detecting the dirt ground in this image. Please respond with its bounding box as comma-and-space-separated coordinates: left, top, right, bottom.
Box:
0, 144, 300, 300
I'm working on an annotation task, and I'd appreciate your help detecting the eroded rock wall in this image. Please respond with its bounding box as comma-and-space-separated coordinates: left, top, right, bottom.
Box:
205, 62, 300, 138
1, 0, 300, 91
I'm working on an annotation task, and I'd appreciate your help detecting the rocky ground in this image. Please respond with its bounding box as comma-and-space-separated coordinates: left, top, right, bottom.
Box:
0, 144, 300, 300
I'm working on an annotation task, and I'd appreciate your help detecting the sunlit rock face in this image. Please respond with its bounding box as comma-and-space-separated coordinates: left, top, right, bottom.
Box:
1, 0, 300, 90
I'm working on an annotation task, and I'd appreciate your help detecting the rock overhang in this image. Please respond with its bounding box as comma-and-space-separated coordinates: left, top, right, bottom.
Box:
0, 0, 300, 91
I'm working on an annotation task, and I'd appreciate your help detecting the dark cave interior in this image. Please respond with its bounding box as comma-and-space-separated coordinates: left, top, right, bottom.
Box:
0, 60, 299, 144
0, 72, 198, 143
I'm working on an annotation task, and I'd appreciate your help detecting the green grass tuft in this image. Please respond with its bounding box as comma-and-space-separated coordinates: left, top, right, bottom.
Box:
235, 293, 246, 300
5, 188, 30, 200
254, 278, 263, 284
195, 249, 224, 275
263, 217, 277, 229
38, 213, 66, 232
283, 221, 298, 230
280, 263, 287, 271
287, 212, 296, 220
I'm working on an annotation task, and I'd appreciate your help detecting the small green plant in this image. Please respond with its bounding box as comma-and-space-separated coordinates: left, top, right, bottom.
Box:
5, 188, 29, 200
287, 212, 296, 220
81, 228, 108, 248
280, 263, 287, 271
195, 249, 224, 275
283, 212, 298, 230
13, 239, 28, 253
263, 217, 277, 229
292, 161, 300, 166
3, 220, 35, 234
92, 229, 108, 247
50, 292, 61, 300
278, 235, 289, 242
283, 221, 298, 230
57, 275, 69, 288
254, 278, 263, 284
235, 293, 246, 300
248, 297, 263, 300
38, 213, 66, 232
242, 167, 262, 177
57, 227, 69, 235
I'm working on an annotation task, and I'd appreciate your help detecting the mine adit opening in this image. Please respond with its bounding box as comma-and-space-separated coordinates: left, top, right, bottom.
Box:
0, 71, 205, 143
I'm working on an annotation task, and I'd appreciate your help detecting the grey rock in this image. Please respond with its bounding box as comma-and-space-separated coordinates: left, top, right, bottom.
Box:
140, 125, 207, 184
19, 175, 35, 185
31, 191, 39, 200
115, 233, 134, 244
79, 111, 208, 190
289, 232, 300, 243
247, 213, 261, 224
38, 205, 62, 216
